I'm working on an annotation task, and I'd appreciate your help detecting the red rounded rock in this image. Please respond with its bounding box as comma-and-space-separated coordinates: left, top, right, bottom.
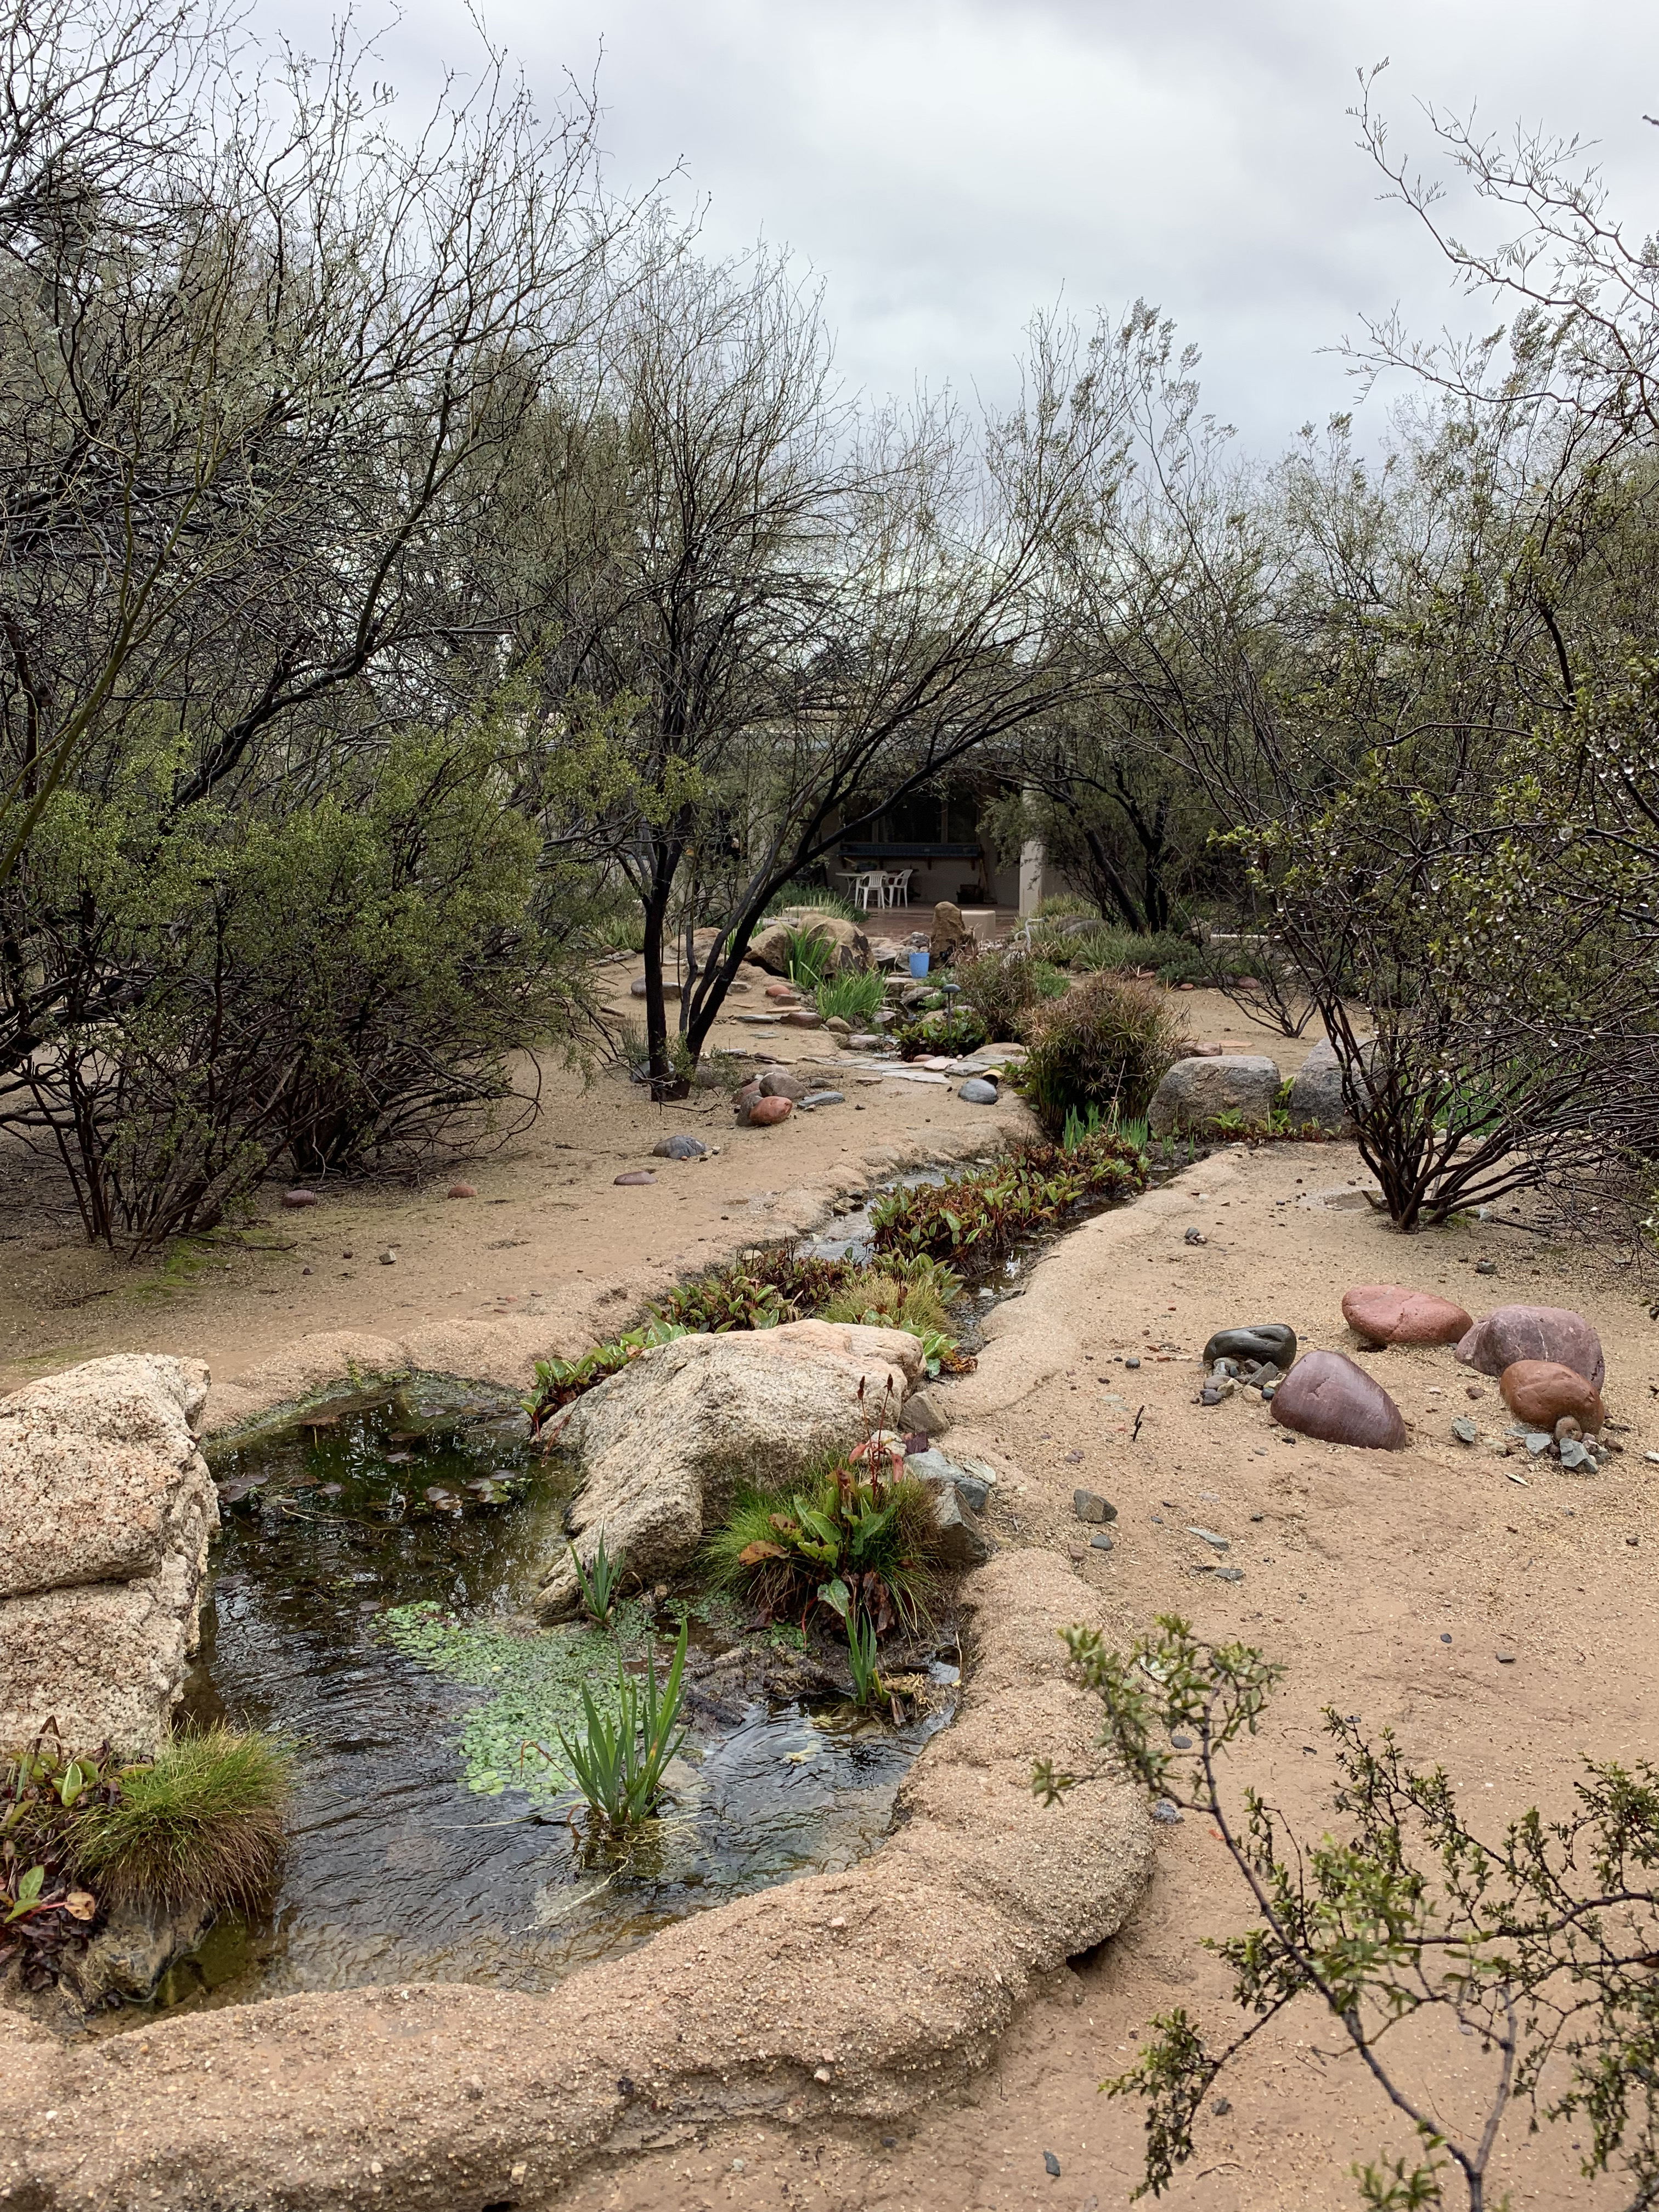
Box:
613, 1170, 657, 1186
1499, 1360, 1605, 1434
1269, 1350, 1408, 1451
1454, 1305, 1604, 1390
745, 1094, 794, 1127
447, 1182, 477, 1199
281, 1188, 319, 1209
1341, 1285, 1473, 1347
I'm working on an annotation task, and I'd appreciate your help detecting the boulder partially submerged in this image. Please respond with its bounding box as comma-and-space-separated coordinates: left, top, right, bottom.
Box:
533, 1321, 926, 1619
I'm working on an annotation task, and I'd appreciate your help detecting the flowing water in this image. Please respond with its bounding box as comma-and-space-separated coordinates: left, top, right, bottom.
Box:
158, 1379, 954, 2015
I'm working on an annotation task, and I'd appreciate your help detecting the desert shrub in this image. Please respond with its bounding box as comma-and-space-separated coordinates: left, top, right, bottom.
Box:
1048, 1617, 1659, 2211
706, 1454, 944, 1633
67, 1728, 291, 1909
816, 969, 887, 1024
893, 1004, 990, 1059
8, 722, 578, 1248
1015, 972, 1184, 1137
953, 946, 1044, 1039
870, 1130, 1147, 1266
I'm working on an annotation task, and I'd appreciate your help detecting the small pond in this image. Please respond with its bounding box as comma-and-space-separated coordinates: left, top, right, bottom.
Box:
159, 1379, 955, 2016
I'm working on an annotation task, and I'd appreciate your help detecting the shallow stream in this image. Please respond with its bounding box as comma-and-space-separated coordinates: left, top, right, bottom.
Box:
161, 1380, 953, 2016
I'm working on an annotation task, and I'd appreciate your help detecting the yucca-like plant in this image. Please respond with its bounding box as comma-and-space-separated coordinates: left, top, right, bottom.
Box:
552, 1626, 689, 1832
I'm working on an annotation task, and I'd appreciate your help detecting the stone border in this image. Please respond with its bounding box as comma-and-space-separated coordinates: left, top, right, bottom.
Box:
0, 1549, 1150, 2211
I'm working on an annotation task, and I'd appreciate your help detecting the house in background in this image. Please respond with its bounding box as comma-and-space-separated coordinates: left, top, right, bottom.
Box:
829, 777, 1048, 913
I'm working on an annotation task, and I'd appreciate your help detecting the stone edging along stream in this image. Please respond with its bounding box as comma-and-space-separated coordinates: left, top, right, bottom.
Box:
0, 1546, 1152, 2211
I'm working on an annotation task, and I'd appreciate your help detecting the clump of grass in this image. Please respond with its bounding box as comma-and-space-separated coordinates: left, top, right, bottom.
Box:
706, 1453, 944, 1634
817, 1256, 960, 1342
953, 946, 1042, 1039
550, 1626, 689, 1833
69, 1728, 292, 1909
1015, 972, 1184, 1138
782, 922, 838, 991
815, 968, 887, 1024
768, 883, 860, 923
1036, 894, 1101, 921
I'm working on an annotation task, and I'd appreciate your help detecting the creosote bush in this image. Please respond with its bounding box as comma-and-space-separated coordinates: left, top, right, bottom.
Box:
65, 1728, 291, 1910
1015, 972, 1184, 1139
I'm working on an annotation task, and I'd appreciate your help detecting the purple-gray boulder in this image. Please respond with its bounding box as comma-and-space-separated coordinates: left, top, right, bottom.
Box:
1269, 1350, 1408, 1451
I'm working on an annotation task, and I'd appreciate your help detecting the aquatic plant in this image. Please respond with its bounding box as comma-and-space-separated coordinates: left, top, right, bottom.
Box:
0, 1730, 109, 1987
552, 1625, 690, 1833
782, 922, 838, 992
527, 1319, 690, 1430
68, 1727, 291, 1908
870, 1129, 1147, 1267
570, 1530, 622, 1627
815, 967, 887, 1024
844, 1606, 883, 1706
892, 1003, 990, 1060
706, 1453, 943, 1634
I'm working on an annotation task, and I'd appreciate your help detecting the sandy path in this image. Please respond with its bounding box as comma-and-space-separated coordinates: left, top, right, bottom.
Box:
547, 1140, 1657, 2212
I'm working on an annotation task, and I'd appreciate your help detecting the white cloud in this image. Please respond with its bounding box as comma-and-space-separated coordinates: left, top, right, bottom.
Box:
278, 0, 1659, 450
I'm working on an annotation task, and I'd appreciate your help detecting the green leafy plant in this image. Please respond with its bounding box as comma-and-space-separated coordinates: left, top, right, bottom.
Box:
527, 1319, 690, 1430
893, 1003, 990, 1059
783, 922, 838, 992
953, 946, 1045, 1040
1040, 1616, 1659, 2211
1014, 970, 1184, 1138
870, 1129, 1147, 1266
569, 1530, 622, 1626
845, 1606, 884, 1706
68, 1726, 291, 1909
552, 1624, 689, 1833
707, 1452, 944, 1634
815, 968, 887, 1024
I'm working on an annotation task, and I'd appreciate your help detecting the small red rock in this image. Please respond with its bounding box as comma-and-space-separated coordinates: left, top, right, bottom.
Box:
780, 1009, 823, 1028
281, 1188, 319, 1209
1455, 1305, 1605, 1390
1269, 1350, 1408, 1451
447, 1182, 477, 1199
746, 1095, 794, 1126
614, 1170, 658, 1186
1341, 1284, 1474, 1347
764, 983, 801, 1002
1499, 1360, 1605, 1434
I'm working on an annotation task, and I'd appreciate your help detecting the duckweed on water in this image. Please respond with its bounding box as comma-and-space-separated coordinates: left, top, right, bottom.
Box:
377, 1594, 746, 1801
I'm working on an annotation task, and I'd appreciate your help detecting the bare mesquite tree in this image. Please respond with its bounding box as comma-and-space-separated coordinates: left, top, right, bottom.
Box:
516, 273, 1148, 1090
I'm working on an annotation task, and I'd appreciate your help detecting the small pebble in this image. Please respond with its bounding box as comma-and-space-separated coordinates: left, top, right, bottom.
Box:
1043, 2152, 1062, 2179
378, 1249, 397, 1266
1212, 2097, 1232, 2117
1496, 1652, 1516, 1664
1475, 1258, 1498, 1275
1450, 1416, 1478, 1445
1215, 1565, 1244, 1582
1151, 1798, 1183, 1825
1465, 1384, 1485, 1400
614, 1170, 657, 1186
1124, 1355, 1141, 1369
1090, 1531, 1114, 1551
1184, 1226, 1206, 1245
1441, 1633, 1452, 1644
1170, 1733, 1193, 1750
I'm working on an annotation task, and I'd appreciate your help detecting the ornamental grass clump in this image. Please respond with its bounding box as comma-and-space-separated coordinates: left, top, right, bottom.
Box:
67, 1727, 291, 1908
815, 968, 887, 1025
1015, 972, 1184, 1139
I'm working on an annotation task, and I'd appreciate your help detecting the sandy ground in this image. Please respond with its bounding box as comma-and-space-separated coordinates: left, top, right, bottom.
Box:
5, 980, 1655, 2208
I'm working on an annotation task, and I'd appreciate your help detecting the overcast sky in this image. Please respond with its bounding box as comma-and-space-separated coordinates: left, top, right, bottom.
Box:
294, 0, 1659, 453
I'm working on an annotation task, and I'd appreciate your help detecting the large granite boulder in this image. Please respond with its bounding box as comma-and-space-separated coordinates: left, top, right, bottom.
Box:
0, 1355, 216, 1756
1287, 1038, 1373, 1132
533, 1321, 926, 1619
929, 901, 974, 965
1454, 1306, 1605, 1391
1148, 1054, 1280, 1137
1341, 1285, 1473, 1347
1269, 1349, 1408, 1450
747, 913, 872, 977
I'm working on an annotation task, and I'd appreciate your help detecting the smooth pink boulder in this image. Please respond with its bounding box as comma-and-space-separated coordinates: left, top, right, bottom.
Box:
1499, 1361, 1606, 1434
1455, 1305, 1604, 1391
1341, 1285, 1473, 1347
1269, 1350, 1408, 1451
281, 1188, 319, 1208
613, 1170, 657, 1186
744, 1094, 794, 1127
447, 1182, 477, 1199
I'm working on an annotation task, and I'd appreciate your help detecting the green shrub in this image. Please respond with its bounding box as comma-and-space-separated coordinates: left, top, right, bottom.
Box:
551, 1626, 688, 1833
893, 1004, 990, 1059
768, 883, 859, 923
954, 947, 1043, 1040
1036, 894, 1101, 920
870, 1130, 1147, 1266
816, 969, 887, 1024
1015, 972, 1184, 1137
706, 1454, 944, 1633
69, 1728, 291, 1908
527, 1319, 690, 1430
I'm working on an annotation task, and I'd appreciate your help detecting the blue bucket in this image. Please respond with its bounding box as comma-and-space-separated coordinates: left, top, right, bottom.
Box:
908, 949, 930, 978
